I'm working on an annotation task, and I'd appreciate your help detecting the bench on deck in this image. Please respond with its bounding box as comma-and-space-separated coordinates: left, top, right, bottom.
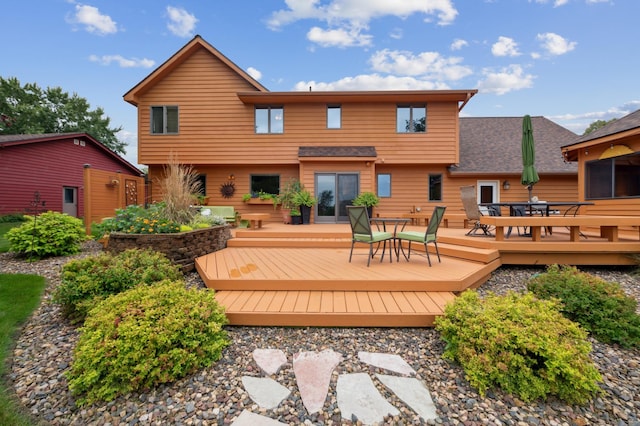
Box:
200, 206, 238, 225
240, 213, 270, 229
479, 215, 640, 242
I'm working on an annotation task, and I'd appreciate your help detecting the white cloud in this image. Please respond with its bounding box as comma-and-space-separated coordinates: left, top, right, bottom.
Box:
477, 64, 535, 95
247, 67, 263, 81
267, 0, 457, 47
536, 32, 576, 55
294, 74, 450, 92
69, 4, 117, 35
369, 49, 472, 81
389, 28, 403, 40
89, 54, 155, 68
166, 6, 197, 38
307, 26, 372, 47
268, 0, 458, 29
450, 38, 468, 51
531, 0, 569, 6
491, 36, 520, 57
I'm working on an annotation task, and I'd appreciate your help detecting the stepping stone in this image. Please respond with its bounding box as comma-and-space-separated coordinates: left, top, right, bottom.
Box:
293, 349, 343, 414
253, 348, 287, 375
231, 410, 287, 425
358, 351, 416, 376
241, 376, 290, 410
337, 372, 400, 424
376, 374, 437, 421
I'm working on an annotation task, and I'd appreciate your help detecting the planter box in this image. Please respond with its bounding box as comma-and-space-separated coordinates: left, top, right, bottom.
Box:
106, 225, 231, 272
246, 198, 277, 205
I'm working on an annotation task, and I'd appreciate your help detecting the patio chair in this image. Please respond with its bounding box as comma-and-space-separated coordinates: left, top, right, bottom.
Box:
396, 206, 446, 266
506, 205, 528, 238
460, 186, 493, 236
347, 205, 394, 267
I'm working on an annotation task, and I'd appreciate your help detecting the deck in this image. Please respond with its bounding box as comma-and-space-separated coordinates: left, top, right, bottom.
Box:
195, 223, 640, 327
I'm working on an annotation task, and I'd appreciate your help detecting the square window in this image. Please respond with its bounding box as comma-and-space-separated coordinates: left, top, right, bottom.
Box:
255, 106, 283, 134
151, 106, 178, 134
397, 105, 426, 133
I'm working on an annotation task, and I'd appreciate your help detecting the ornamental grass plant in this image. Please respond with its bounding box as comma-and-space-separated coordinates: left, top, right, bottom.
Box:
160, 155, 202, 226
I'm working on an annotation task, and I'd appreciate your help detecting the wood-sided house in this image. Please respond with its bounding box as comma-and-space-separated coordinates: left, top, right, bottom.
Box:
124, 35, 578, 224
561, 108, 640, 216
0, 133, 144, 222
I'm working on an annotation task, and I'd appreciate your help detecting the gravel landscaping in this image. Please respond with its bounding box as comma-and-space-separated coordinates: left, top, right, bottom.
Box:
2, 242, 639, 425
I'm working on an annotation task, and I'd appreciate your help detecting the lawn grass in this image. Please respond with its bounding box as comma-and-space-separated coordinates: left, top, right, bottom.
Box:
0, 273, 46, 425
0, 222, 22, 253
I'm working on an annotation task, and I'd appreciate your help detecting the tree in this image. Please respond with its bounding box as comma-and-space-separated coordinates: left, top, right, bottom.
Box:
583, 118, 616, 136
0, 77, 125, 154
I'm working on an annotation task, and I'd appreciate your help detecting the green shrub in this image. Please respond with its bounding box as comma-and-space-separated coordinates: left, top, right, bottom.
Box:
6, 211, 87, 259
0, 213, 26, 223
67, 280, 229, 405
435, 291, 602, 404
53, 249, 183, 323
527, 264, 640, 348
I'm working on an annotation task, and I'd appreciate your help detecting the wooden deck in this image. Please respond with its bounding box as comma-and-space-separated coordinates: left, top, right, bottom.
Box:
195, 223, 640, 327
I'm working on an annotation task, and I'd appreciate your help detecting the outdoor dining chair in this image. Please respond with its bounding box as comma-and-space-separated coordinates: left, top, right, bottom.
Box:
346, 205, 394, 267
395, 206, 446, 266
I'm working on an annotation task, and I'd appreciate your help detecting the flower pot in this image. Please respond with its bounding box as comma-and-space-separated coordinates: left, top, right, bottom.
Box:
291, 216, 302, 225
300, 205, 312, 224
281, 208, 292, 224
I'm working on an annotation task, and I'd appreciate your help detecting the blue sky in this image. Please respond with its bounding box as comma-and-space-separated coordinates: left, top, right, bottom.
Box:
3, 0, 639, 167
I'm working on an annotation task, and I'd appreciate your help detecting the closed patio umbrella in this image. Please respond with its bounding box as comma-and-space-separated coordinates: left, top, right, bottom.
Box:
520, 114, 539, 201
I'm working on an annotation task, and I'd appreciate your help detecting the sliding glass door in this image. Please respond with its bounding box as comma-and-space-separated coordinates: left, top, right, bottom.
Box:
315, 173, 359, 223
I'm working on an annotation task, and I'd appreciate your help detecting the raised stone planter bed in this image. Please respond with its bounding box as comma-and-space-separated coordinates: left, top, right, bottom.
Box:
106, 225, 231, 272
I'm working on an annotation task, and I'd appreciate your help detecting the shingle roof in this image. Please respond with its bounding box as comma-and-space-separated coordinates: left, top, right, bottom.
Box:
299, 146, 377, 157
455, 116, 578, 174
572, 108, 640, 144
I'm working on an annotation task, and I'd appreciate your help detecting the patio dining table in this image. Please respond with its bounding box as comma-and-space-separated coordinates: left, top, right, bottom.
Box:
480, 201, 594, 217
371, 217, 411, 258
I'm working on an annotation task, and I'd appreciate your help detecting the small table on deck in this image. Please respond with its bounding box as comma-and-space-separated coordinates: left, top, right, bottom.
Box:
371, 217, 410, 259
241, 213, 269, 230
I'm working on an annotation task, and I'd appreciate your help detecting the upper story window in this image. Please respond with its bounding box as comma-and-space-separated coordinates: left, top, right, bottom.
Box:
255, 106, 284, 134
327, 105, 341, 129
151, 106, 178, 134
397, 105, 426, 133
586, 153, 640, 199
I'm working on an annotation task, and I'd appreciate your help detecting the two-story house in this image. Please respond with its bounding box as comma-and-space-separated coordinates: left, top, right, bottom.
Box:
124, 35, 578, 224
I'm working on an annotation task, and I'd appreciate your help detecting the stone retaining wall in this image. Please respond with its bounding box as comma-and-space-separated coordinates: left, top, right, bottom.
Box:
106, 225, 231, 272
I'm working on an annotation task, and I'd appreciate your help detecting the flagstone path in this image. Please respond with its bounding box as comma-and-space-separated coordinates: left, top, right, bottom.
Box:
232, 349, 437, 425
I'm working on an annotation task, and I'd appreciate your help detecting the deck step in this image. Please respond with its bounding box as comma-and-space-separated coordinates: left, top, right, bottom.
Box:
227, 237, 500, 264
215, 289, 456, 327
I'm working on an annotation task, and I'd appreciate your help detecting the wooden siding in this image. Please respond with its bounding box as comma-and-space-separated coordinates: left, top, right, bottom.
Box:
136, 47, 461, 166
0, 135, 140, 217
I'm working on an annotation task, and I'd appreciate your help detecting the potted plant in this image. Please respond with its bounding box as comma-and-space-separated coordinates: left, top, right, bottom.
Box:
293, 190, 317, 224
275, 178, 303, 223
352, 191, 380, 217
290, 208, 302, 225
193, 194, 210, 206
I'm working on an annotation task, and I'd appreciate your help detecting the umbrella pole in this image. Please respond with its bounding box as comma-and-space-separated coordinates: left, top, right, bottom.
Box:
528, 185, 532, 202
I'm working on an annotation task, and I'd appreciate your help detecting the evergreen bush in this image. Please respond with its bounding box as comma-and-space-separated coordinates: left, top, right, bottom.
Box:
67, 280, 229, 405
527, 264, 640, 348
53, 249, 183, 323
6, 211, 86, 259
435, 290, 602, 404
